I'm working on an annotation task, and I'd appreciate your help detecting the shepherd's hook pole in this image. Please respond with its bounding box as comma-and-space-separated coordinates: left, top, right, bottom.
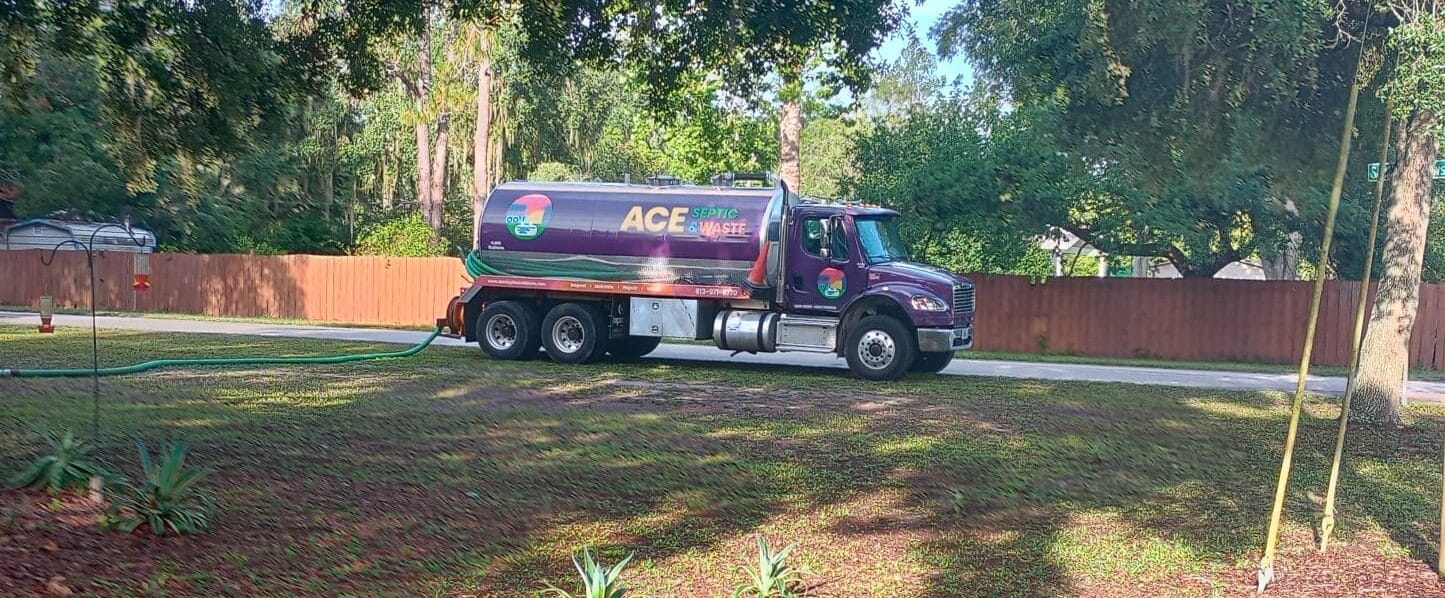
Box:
88, 249, 99, 441
1257, 36, 1366, 593
39, 223, 150, 445
1320, 97, 1392, 553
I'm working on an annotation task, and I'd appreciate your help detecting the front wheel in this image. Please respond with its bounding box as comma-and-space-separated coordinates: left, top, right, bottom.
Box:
477, 301, 542, 360
844, 315, 917, 381
912, 351, 954, 374
541, 303, 610, 364
607, 336, 662, 360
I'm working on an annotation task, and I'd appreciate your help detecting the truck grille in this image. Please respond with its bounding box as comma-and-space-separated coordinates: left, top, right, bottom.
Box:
953, 284, 975, 318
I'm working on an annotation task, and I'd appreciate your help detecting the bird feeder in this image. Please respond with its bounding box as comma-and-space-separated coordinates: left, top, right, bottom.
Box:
132, 252, 150, 291
38, 295, 54, 333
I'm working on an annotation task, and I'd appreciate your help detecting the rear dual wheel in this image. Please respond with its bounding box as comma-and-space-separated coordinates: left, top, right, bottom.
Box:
541, 303, 611, 364
477, 301, 542, 360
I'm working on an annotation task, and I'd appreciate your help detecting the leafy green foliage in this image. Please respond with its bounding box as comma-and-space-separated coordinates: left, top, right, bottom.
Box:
931, 0, 1377, 277
799, 106, 858, 198
105, 440, 213, 536
355, 214, 448, 257
846, 94, 1050, 275
1382, 15, 1445, 130
2, 0, 305, 189
529, 162, 582, 181
6, 430, 107, 494
542, 548, 633, 598
733, 535, 804, 598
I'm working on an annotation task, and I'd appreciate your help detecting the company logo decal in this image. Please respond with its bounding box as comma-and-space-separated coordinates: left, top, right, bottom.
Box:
620, 205, 747, 239
818, 267, 846, 300
505, 194, 553, 240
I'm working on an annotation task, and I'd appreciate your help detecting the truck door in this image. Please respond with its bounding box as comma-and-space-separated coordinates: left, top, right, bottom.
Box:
786, 213, 853, 313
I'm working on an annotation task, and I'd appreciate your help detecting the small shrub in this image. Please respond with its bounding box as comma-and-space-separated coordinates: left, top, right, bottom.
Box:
354, 214, 446, 257
7, 430, 108, 494
105, 440, 213, 536
733, 535, 803, 597
529, 162, 582, 182
542, 547, 633, 598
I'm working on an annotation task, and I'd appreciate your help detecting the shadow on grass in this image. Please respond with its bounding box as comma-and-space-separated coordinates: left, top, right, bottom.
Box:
2, 331, 1443, 596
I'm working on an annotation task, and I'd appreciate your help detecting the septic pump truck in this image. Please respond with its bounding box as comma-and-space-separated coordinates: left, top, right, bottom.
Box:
441, 176, 974, 381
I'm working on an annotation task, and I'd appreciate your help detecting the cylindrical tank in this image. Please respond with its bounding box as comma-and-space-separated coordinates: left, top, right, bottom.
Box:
475, 182, 783, 286
713, 310, 779, 352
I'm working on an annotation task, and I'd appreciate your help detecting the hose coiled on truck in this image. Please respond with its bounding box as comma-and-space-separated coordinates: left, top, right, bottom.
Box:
463, 249, 496, 277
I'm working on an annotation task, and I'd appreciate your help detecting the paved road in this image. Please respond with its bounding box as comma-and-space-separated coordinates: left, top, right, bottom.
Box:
5, 310, 1445, 402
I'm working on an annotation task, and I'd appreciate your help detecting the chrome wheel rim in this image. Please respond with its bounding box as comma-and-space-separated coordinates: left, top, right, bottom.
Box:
858, 330, 896, 370
486, 314, 519, 350
552, 315, 585, 353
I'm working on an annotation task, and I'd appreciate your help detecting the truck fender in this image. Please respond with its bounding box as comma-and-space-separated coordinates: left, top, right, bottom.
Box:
836, 288, 922, 357
457, 285, 492, 342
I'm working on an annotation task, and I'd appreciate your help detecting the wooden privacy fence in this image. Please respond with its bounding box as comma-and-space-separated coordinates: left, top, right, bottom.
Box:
5, 251, 1445, 369
2, 251, 470, 327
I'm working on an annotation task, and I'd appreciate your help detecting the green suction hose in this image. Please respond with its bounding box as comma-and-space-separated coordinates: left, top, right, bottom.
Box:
2, 327, 443, 378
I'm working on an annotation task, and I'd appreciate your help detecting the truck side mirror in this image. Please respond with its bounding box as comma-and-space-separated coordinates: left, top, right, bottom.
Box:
819, 219, 833, 260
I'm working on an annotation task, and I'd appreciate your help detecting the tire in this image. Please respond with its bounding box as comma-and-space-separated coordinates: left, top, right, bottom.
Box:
912, 351, 954, 374
541, 303, 610, 364
477, 301, 542, 360
844, 315, 916, 381
607, 335, 662, 360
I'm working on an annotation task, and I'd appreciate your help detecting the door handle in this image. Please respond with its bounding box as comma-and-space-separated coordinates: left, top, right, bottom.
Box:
791, 273, 804, 288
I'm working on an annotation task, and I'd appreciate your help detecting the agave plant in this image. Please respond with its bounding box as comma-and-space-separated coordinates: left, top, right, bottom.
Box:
7, 429, 109, 493
106, 440, 213, 536
733, 534, 803, 597
542, 547, 633, 598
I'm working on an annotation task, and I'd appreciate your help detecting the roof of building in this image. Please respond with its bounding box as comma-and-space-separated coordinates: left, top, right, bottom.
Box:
2, 218, 156, 252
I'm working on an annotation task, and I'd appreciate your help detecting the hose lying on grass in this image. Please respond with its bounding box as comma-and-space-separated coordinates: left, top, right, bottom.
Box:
0, 327, 443, 378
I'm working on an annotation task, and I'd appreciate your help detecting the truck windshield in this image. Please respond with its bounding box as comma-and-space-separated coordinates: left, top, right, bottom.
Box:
856, 217, 910, 264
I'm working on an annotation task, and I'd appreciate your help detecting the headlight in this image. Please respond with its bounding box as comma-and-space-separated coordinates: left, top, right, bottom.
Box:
911, 295, 948, 311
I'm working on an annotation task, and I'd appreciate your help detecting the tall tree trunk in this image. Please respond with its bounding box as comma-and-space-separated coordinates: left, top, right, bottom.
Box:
472, 33, 494, 249
1261, 198, 1301, 280
1260, 235, 1300, 280
321, 169, 334, 224
413, 7, 435, 222
778, 66, 803, 192
427, 115, 449, 234
1349, 108, 1439, 428
415, 122, 432, 215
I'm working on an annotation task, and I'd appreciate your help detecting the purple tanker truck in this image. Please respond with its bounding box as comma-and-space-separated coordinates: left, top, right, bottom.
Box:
440, 176, 974, 380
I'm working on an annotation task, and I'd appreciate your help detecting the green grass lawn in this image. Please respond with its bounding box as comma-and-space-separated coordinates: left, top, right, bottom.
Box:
958, 349, 1445, 382
2, 325, 1443, 596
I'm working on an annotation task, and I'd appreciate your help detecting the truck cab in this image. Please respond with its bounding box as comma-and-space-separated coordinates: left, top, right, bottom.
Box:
781, 202, 974, 363
447, 177, 975, 380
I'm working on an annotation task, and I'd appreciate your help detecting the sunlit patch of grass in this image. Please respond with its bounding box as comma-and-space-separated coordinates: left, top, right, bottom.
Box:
1049, 512, 1206, 581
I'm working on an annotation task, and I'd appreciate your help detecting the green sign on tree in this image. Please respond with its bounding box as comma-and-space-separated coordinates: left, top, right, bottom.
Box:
1367, 160, 1445, 182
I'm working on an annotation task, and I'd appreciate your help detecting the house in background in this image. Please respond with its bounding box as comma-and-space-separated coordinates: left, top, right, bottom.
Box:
1041, 228, 1265, 280
2, 218, 156, 253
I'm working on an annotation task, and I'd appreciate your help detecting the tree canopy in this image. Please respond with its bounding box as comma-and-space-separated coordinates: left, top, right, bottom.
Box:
5, 0, 1443, 291
931, 0, 1380, 276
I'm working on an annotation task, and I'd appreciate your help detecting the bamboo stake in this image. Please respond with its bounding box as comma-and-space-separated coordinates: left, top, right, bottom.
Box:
1256, 68, 1364, 596
1319, 99, 1392, 553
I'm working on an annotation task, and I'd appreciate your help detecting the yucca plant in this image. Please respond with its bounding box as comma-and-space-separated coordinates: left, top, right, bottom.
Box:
7, 429, 109, 493
105, 440, 213, 536
733, 534, 803, 597
541, 547, 633, 598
